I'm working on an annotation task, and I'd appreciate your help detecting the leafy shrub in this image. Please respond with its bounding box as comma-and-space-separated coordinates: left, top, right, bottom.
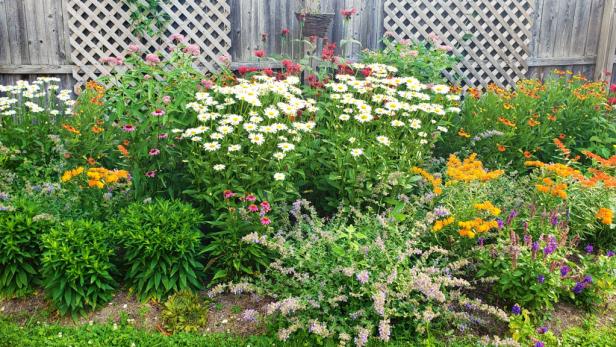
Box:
209, 201, 509, 345
441, 75, 616, 170
361, 34, 460, 83
162, 290, 208, 333
114, 199, 204, 301
0, 197, 54, 297
41, 219, 117, 316
98, 39, 205, 199
204, 190, 273, 283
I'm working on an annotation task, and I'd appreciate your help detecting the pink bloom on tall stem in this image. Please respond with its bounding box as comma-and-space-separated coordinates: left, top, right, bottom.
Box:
169, 33, 185, 43
254, 50, 266, 58
183, 44, 200, 56
223, 190, 235, 199
127, 44, 141, 53
148, 148, 160, 156
340, 8, 357, 19
201, 79, 214, 89
158, 133, 168, 139
145, 170, 157, 178
162, 96, 171, 104
248, 204, 259, 212
260, 201, 271, 213
122, 124, 136, 132
145, 54, 161, 65
260, 217, 271, 225
245, 194, 257, 202
100, 57, 123, 66
151, 109, 165, 117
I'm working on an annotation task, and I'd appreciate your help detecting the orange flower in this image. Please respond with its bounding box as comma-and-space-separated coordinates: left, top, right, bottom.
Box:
503, 103, 513, 110
498, 117, 516, 128
446, 154, 504, 183
123, 139, 130, 146
547, 114, 556, 121
582, 150, 616, 167
467, 87, 481, 99
523, 150, 532, 158
118, 144, 129, 157
497, 144, 506, 152
596, 208, 613, 225
559, 133, 566, 140
87, 157, 97, 165
412, 167, 443, 195
458, 128, 471, 138
91, 126, 104, 134
553, 138, 570, 157
527, 118, 540, 127
62, 124, 81, 135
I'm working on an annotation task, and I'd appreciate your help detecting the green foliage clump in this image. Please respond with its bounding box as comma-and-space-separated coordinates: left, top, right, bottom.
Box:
114, 199, 204, 301
41, 219, 117, 317
0, 197, 54, 297
161, 290, 207, 333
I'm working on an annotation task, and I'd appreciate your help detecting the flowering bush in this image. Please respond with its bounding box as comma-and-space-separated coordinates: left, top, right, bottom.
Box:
98, 37, 206, 198
307, 63, 461, 209
179, 74, 315, 208
361, 33, 460, 83
442, 75, 616, 170
0, 78, 73, 182
209, 201, 509, 345
203, 190, 274, 283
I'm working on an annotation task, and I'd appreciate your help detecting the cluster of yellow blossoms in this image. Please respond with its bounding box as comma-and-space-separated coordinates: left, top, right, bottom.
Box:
596, 207, 613, 225
432, 216, 455, 232
446, 153, 504, 183
535, 177, 568, 199
474, 201, 501, 216
411, 167, 443, 195
61, 166, 130, 189
457, 218, 499, 238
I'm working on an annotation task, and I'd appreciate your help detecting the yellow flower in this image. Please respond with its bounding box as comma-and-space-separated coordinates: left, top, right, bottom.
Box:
474, 201, 501, 216
446, 154, 504, 183
432, 216, 455, 232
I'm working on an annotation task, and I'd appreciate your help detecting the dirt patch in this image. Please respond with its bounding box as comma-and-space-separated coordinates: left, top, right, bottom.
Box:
1, 290, 268, 336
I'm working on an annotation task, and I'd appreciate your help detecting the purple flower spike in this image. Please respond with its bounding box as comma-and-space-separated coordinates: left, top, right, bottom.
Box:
537, 274, 545, 284
585, 244, 594, 254
560, 265, 570, 277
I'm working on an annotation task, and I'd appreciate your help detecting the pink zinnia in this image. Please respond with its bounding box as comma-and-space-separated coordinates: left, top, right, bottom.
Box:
145, 170, 157, 178
145, 54, 160, 65
151, 109, 165, 117
260, 217, 271, 225
148, 148, 160, 156
162, 96, 172, 104
169, 33, 185, 43
223, 190, 235, 199
183, 44, 200, 56
248, 204, 259, 212
122, 124, 136, 132
254, 50, 266, 58
245, 194, 257, 202
158, 133, 168, 139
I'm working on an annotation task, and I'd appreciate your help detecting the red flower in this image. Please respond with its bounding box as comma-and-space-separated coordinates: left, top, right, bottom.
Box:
610, 84, 616, 93
262, 68, 274, 76
281, 59, 302, 75
254, 50, 266, 58
340, 8, 357, 19
238, 66, 258, 75
360, 67, 372, 77
608, 97, 616, 105
322, 43, 337, 62
281, 28, 290, 36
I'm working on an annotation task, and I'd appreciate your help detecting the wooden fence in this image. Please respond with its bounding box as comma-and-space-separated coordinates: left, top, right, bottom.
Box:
1, 0, 615, 89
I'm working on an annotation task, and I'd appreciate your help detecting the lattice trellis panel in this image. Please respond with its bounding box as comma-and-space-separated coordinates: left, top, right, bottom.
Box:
384, 0, 535, 87
67, 0, 230, 88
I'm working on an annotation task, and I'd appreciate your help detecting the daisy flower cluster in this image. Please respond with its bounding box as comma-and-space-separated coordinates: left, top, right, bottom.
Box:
0, 77, 73, 119
321, 63, 460, 164
180, 75, 316, 196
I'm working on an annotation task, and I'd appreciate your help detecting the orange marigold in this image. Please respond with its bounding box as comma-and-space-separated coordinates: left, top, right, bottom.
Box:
446, 153, 504, 183
596, 208, 613, 225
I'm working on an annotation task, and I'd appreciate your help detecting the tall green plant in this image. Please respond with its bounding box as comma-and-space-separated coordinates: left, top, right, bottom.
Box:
114, 199, 204, 301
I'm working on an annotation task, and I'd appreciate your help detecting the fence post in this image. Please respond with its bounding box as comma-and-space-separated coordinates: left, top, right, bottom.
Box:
596, 0, 616, 81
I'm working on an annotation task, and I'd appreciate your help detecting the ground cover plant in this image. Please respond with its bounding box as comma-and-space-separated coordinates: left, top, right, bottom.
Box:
0, 31, 615, 347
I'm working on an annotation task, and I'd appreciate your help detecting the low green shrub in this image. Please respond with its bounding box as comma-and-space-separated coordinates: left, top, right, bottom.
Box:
114, 199, 204, 301
41, 219, 117, 317
161, 290, 207, 333
0, 197, 54, 297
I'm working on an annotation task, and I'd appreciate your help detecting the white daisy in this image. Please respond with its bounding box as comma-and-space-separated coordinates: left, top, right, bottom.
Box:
391, 120, 405, 127
339, 114, 351, 121
203, 142, 221, 151
273, 152, 286, 160
409, 119, 422, 129
228, 144, 242, 152
249, 133, 265, 145
213, 164, 226, 171
350, 148, 364, 157
376, 135, 391, 146
274, 172, 286, 181
277, 142, 295, 152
